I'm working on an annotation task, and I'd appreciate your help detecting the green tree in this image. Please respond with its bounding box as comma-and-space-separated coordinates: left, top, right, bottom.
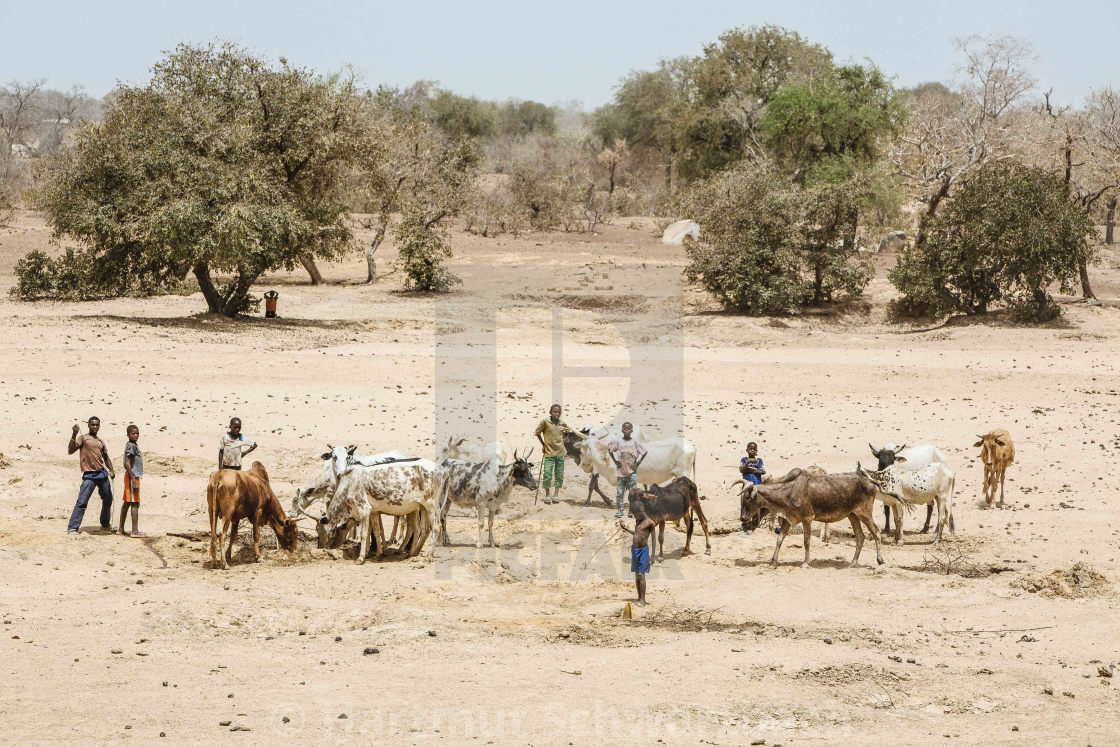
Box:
429, 89, 496, 139
674, 26, 833, 180
761, 64, 907, 183
26, 42, 363, 316
392, 138, 479, 291
592, 64, 685, 187
353, 86, 478, 284
496, 100, 556, 136
890, 161, 1096, 321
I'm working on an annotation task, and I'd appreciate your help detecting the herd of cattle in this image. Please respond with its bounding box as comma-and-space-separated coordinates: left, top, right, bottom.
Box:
204, 424, 1016, 571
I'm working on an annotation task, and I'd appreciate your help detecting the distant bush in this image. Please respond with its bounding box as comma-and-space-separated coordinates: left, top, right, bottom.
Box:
464, 186, 527, 238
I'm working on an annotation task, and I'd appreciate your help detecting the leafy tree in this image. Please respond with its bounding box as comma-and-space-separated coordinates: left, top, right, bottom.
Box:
674, 26, 833, 180
392, 138, 479, 291
592, 64, 685, 187
353, 86, 478, 283
26, 42, 363, 316
496, 100, 556, 136
429, 89, 496, 139
761, 64, 907, 182
890, 161, 1096, 321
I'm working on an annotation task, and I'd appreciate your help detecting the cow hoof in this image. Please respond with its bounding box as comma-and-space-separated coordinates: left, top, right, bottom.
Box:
475, 542, 484, 549
848, 562, 860, 568
877, 557, 885, 565
356, 558, 366, 565
705, 549, 711, 556
800, 562, 809, 569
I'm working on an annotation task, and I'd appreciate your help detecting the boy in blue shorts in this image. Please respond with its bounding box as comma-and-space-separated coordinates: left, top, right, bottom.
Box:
618, 505, 656, 606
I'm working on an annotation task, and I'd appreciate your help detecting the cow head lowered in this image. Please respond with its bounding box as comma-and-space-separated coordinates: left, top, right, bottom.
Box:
736, 481, 764, 531
869, 443, 907, 471
509, 448, 538, 490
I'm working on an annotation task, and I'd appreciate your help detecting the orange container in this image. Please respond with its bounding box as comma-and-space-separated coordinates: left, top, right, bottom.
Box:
264, 290, 278, 318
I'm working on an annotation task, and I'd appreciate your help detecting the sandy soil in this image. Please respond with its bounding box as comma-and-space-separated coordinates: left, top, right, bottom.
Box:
1, 209, 1119, 745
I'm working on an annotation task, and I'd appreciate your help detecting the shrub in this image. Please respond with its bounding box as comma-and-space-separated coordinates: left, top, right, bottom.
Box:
679, 165, 873, 313
464, 185, 527, 238
890, 161, 1096, 321
395, 211, 461, 292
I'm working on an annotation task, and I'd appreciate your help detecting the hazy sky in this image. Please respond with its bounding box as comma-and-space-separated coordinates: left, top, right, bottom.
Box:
1, 0, 1117, 106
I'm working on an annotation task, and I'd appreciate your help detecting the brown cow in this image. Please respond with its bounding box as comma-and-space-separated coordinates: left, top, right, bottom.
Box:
975, 429, 1015, 507
739, 465, 911, 568
628, 476, 710, 561
207, 462, 300, 569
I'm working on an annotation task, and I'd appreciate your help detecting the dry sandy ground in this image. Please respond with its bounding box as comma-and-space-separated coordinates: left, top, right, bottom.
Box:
1, 209, 1119, 745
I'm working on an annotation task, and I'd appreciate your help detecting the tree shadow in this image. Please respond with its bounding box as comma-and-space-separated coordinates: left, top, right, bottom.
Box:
87, 313, 370, 332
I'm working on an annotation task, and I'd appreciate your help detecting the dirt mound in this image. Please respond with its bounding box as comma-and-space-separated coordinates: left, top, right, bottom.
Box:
1014, 563, 1111, 598
506, 292, 648, 313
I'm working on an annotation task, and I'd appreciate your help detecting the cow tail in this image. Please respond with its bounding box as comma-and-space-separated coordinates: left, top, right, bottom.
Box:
691, 451, 703, 500
948, 474, 956, 533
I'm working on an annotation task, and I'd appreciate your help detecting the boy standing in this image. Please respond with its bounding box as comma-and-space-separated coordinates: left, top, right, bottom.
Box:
218, 417, 257, 472
534, 404, 571, 504
66, 417, 115, 535
618, 504, 657, 606
119, 425, 145, 538
740, 442, 766, 485
608, 422, 647, 519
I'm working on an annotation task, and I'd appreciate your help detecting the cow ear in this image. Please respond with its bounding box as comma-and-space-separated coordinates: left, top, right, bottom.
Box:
972, 440, 984, 447
894, 456, 907, 463
994, 438, 1005, 446
320, 452, 331, 460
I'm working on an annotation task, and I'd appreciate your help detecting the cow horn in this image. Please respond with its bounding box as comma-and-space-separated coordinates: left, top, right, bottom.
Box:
456, 438, 467, 446
731, 479, 745, 489
869, 443, 879, 457
513, 449, 519, 461
897, 443, 907, 453
976, 434, 984, 441
346, 445, 357, 455
525, 446, 534, 460
327, 443, 334, 451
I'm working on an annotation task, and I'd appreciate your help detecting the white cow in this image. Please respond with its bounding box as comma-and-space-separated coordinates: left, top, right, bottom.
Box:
437, 449, 538, 548
870, 442, 949, 533
859, 462, 956, 545
325, 453, 446, 563
438, 436, 509, 465
574, 435, 696, 512
293, 446, 418, 555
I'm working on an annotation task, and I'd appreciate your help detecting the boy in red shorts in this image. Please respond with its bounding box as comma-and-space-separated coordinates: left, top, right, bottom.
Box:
119, 424, 145, 537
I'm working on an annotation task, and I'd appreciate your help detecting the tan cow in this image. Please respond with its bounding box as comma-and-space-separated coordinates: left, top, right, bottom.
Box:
975, 429, 1015, 507
207, 462, 300, 569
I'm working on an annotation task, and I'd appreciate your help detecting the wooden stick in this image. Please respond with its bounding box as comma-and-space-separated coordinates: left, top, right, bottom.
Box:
942, 625, 1055, 635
